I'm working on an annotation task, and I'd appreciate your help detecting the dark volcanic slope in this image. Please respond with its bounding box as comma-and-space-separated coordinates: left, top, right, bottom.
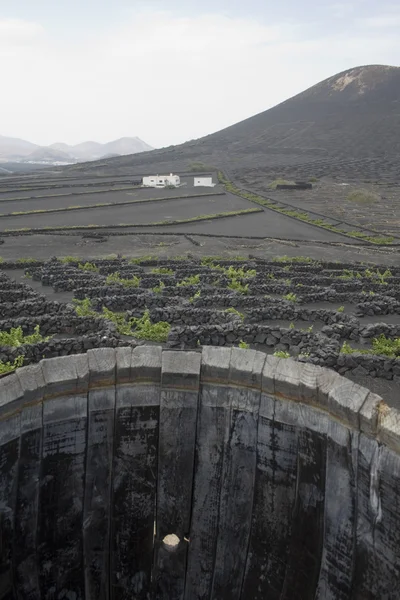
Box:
68, 64, 400, 182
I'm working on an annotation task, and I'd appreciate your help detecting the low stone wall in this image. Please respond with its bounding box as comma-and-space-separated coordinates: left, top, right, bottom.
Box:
0, 331, 122, 366
131, 305, 355, 328
195, 294, 275, 308
322, 321, 400, 341
166, 323, 400, 379
261, 274, 400, 291
2, 306, 397, 381
98, 264, 145, 275
0, 346, 398, 599
0, 314, 116, 337
0, 288, 38, 303
297, 290, 398, 305
254, 262, 358, 272
51, 276, 106, 292
142, 307, 240, 326
28, 262, 400, 313
38, 271, 104, 285
356, 299, 400, 316
337, 352, 400, 382
0, 299, 69, 319
0, 260, 45, 269
87, 292, 306, 312
31, 259, 140, 280
0, 282, 32, 291
74, 284, 205, 300
245, 305, 355, 325
358, 322, 400, 339
89, 293, 183, 312
167, 323, 340, 363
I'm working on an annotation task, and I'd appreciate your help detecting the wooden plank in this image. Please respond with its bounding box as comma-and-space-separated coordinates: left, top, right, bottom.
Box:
241, 396, 299, 600
352, 436, 400, 599
14, 403, 42, 600
184, 384, 230, 599
352, 435, 381, 599
110, 346, 162, 600
83, 344, 117, 600
280, 426, 327, 599
83, 387, 115, 600
0, 412, 20, 600
152, 351, 201, 600
210, 397, 259, 599
184, 347, 232, 600
315, 421, 358, 600
111, 386, 160, 600
210, 349, 264, 600
369, 446, 400, 596
38, 394, 87, 600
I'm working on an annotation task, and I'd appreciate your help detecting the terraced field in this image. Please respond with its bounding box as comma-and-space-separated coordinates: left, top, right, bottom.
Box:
2, 255, 399, 407
0, 192, 254, 230
237, 174, 400, 240
1, 170, 396, 247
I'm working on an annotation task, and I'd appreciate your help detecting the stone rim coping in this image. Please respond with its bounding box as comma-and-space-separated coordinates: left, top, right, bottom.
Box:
161, 349, 201, 391
0, 346, 398, 453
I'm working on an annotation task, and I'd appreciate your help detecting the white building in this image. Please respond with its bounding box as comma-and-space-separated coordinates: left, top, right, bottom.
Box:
142, 173, 180, 188
193, 176, 215, 187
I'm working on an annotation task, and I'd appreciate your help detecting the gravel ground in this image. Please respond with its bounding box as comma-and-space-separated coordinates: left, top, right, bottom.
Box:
138, 210, 357, 242
0, 232, 398, 264
236, 176, 400, 240
0, 192, 248, 231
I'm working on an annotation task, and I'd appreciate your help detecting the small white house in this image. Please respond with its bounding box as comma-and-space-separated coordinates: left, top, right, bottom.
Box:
143, 173, 180, 188
194, 177, 215, 187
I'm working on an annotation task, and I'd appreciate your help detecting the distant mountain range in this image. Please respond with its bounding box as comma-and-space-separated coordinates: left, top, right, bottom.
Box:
0, 135, 154, 165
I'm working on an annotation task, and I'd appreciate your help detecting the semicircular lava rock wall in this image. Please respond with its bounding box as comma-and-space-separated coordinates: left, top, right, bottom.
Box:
0, 346, 399, 600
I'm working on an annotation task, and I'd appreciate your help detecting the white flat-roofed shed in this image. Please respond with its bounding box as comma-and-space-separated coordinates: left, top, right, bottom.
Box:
194, 176, 215, 187
143, 173, 180, 187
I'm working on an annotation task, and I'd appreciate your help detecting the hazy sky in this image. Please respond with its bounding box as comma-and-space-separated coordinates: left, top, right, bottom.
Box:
2, 0, 399, 147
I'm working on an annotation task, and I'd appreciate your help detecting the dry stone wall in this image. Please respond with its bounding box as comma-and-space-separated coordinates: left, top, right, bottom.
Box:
2, 256, 400, 387
0, 346, 399, 599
